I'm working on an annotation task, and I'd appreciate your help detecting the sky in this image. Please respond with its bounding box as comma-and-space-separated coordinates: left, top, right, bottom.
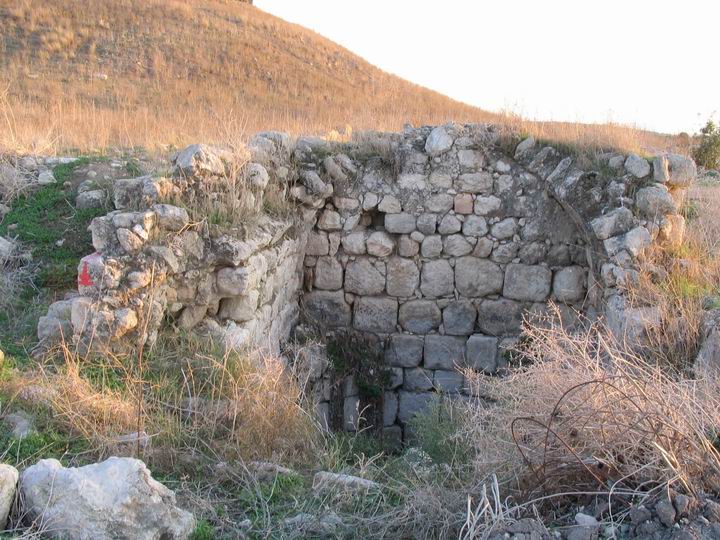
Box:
254, 0, 718, 135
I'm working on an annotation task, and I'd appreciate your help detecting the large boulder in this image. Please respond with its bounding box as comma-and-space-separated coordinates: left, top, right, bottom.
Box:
20, 457, 195, 540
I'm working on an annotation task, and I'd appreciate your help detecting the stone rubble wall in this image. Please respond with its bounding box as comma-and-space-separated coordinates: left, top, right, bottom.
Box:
35, 124, 696, 440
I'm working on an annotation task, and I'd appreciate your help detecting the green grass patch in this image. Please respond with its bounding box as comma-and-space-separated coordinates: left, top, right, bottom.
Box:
0, 158, 106, 291
0, 424, 90, 468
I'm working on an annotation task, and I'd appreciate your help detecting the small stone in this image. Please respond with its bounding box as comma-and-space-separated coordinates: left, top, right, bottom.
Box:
474, 195, 502, 215
421, 235, 443, 258
314, 257, 344, 290
397, 235, 419, 257
367, 231, 395, 257
625, 154, 650, 178
655, 499, 676, 527
425, 126, 454, 156
341, 232, 366, 255
416, 214, 437, 235
378, 195, 401, 213
490, 218, 517, 240
514, 137, 536, 159
318, 209, 342, 231
438, 214, 462, 235
462, 215, 488, 237
0, 464, 18, 530
454, 194, 473, 214
552, 266, 586, 303
456, 172, 493, 194
216, 267, 251, 296
442, 235, 472, 257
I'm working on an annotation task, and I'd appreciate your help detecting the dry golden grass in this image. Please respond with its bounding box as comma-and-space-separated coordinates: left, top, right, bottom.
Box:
629, 185, 720, 369
462, 311, 720, 506
0, 0, 685, 156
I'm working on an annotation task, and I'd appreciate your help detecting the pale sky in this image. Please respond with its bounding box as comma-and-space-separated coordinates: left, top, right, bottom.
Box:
255, 0, 718, 135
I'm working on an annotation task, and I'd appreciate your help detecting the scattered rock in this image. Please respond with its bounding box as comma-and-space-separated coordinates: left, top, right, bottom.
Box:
0, 464, 18, 530
312, 471, 380, 493
20, 457, 195, 540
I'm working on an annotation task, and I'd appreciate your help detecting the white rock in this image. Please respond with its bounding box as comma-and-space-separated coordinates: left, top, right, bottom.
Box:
246, 162, 269, 189
424, 126, 454, 156
0, 237, 16, 262
624, 154, 650, 178
0, 464, 18, 530
37, 170, 55, 185
312, 471, 380, 493
20, 457, 195, 540
174, 143, 229, 177
366, 231, 394, 257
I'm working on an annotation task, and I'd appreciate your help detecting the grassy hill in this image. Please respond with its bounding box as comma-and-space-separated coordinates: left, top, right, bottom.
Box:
0, 0, 683, 155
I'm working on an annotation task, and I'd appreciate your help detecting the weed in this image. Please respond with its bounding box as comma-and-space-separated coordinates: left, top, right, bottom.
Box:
0, 158, 104, 291
409, 396, 471, 465
189, 520, 215, 540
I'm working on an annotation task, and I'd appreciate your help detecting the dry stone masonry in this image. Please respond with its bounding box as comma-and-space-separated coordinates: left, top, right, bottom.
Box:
36, 124, 695, 440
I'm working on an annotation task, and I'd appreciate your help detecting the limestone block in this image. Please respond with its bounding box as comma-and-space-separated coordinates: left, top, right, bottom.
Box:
503, 264, 552, 302
424, 335, 466, 370
397, 235, 419, 257
635, 184, 676, 218
590, 207, 635, 240
603, 226, 651, 258
152, 204, 189, 231
465, 335, 498, 373
443, 300, 477, 336
314, 257, 344, 290
454, 194, 473, 214
397, 391, 433, 424
455, 257, 503, 297
420, 260, 454, 297
303, 291, 351, 327
179, 305, 209, 329
385, 334, 424, 368
456, 172, 493, 194
366, 231, 395, 257
317, 209, 342, 231
458, 149, 485, 170
478, 298, 524, 336
404, 368, 434, 391
341, 232, 366, 255
426, 194, 454, 213
425, 126, 454, 156
216, 267, 251, 296
386, 257, 420, 297
378, 195, 401, 213
443, 235, 473, 257
398, 300, 441, 333
383, 392, 399, 426
474, 195, 502, 216
473, 237, 493, 258
490, 218, 517, 240
416, 214, 437, 235
653, 155, 670, 183
438, 214, 462, 235
421, 235, 443, 258
625, 154, 650, 178
345, 258, 385, 295
218, 290, 260, 322
429, 171, 452, 189
385, 213, 416, 234
666, 154, 696, 187
353, 297, 398, 333
19, 457, 195, 540
433, 370, 464, 393
491, 242, 519, 264
552, 266, 587, 303
462, 215, 488, 237
514, 137, 536, 159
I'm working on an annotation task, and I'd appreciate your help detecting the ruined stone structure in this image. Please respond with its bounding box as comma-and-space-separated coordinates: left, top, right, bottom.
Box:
37, 124, 695, 440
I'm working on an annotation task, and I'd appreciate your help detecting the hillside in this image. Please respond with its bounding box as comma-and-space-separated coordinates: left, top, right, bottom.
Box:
0, 0, 682, 155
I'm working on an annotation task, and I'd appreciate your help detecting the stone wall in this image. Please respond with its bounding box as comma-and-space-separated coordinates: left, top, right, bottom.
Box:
36, 124, 696, 441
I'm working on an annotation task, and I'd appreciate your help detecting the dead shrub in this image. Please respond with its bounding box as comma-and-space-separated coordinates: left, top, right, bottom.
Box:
461, 314, 720, 506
